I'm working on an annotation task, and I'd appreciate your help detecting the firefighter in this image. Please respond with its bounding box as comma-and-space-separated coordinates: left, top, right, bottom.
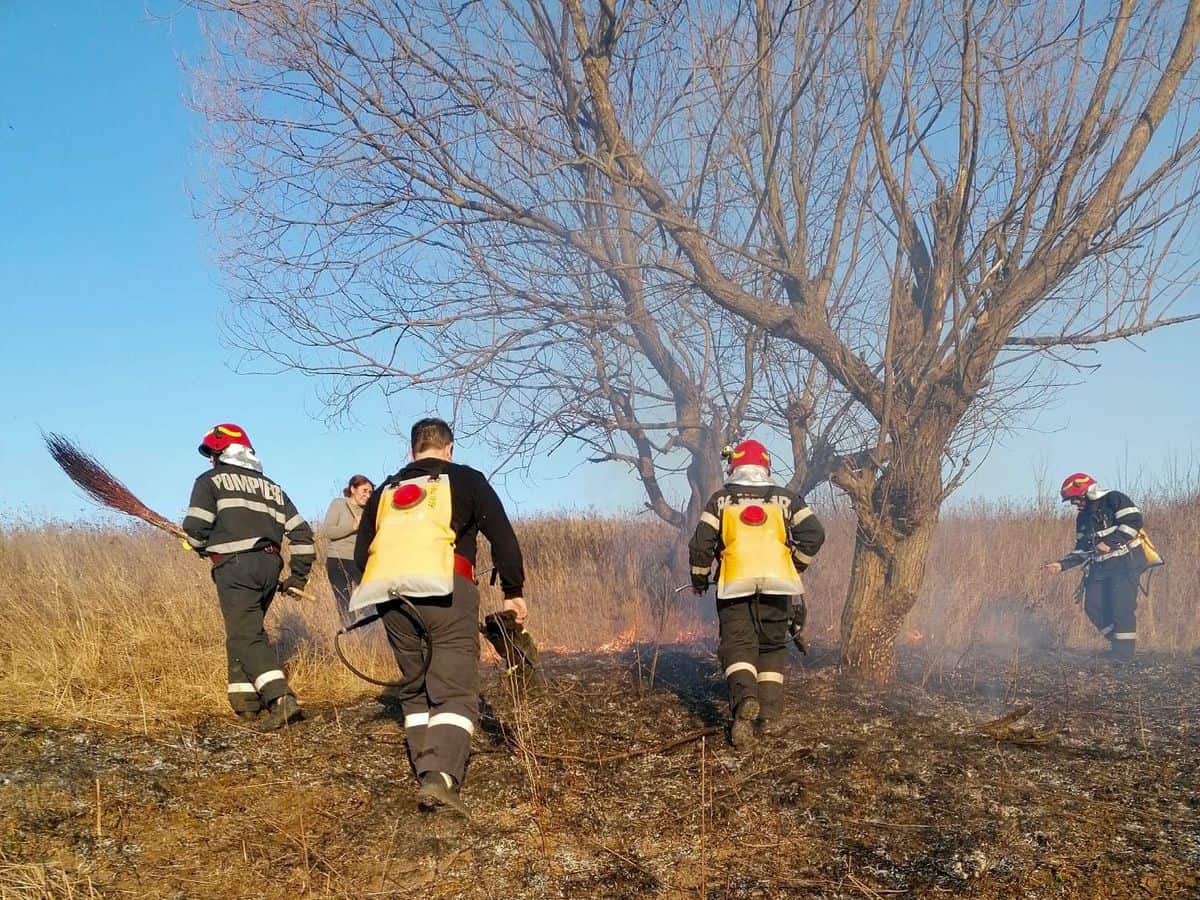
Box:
352, 418, 526, 817
1042, 473, 1146, 661
689, 439, 825, 748
181, 424, 315, 730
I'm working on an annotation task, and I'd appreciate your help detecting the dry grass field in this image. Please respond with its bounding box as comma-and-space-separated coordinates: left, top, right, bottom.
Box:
1, 500, 1197, 897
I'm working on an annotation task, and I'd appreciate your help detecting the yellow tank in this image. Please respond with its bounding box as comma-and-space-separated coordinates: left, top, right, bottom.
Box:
717, 498, 803, 599
350, 475, 455, 611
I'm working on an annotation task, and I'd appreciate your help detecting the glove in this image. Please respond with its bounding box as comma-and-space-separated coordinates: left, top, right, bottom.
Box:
691, 576, 708, 596
278, 575, 307, 597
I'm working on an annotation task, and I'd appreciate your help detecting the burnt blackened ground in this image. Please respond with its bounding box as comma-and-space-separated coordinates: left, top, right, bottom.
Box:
2, 644, 1198, 898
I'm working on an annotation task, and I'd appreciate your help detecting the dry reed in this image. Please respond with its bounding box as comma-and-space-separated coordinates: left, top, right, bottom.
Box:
1, 497, 1196, 727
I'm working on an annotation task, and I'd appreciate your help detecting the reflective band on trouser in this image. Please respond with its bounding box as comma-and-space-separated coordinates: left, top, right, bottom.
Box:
757, 671, 784, 684
1113, 632, 1136, 640
691, 565, 710, 577
253, 669, 286, 691
227, 682, 256, 694
428, 712, 475, 734
186, 506, 216, 523
290, 544, 316, 556
404, 712, 430, 729
725, 661, 758, 679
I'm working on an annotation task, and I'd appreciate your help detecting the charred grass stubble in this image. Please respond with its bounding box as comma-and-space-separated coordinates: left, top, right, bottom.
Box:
1, 503, 1199, 897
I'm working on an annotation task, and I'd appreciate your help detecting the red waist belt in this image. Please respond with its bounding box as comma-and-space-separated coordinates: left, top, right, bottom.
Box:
454, 554, 475, 582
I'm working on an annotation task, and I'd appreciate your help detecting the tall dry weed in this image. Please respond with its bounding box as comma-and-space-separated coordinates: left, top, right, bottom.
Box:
1, 498, 1195, 726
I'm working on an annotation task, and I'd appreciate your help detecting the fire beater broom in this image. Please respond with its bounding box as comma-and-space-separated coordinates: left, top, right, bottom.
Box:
44, 432, 190, 540
43, 432, 307, 597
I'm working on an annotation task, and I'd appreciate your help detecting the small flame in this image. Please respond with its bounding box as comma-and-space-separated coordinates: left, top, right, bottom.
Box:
597, 625, 638, 653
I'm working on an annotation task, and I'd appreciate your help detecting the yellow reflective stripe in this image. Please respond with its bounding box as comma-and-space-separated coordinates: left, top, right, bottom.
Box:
284, 514, 305, 531
185, 506, 216, 524
757, 671, 784, 684
1114, 506, 1139, 518
724, 661, 758, 678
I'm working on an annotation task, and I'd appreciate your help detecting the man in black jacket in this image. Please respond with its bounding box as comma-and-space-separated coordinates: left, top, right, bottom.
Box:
689, 439, 825, 747
181, 424, 315, 730
1043, 472, 1147, 661
354, 418, 526, 817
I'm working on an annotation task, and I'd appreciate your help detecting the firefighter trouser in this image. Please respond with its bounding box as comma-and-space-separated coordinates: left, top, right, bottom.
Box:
1084, 569, 1138, 659
382, 574, 480, 785
717, 594, 790, 718
212, 550, 291, 713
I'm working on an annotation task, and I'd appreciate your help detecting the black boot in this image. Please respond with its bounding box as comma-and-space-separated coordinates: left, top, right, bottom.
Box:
730, 697, 760, 749
259, 694, 304, 731
417, 772, 470, 818
756, 683, 784, 735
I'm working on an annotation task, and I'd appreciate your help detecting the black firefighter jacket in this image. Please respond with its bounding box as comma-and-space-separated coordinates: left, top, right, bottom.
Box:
688, 481, 826, 591
1059, 488, 1145, 579
181, 463, 316, 581
354, 458, 526, 600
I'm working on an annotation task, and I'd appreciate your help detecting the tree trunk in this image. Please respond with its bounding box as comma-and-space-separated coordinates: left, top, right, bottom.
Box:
839, 519, 935, 684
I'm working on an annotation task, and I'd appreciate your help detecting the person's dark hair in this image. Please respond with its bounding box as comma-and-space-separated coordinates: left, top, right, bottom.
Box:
342, 474, 372, 497
411, 417, 454, 454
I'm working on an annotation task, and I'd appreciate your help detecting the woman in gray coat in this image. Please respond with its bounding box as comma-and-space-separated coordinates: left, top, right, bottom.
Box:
324, 474, 373, 625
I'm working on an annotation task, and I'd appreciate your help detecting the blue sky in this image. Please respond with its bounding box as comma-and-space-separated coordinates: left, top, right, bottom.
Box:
1, 5, 1197, 527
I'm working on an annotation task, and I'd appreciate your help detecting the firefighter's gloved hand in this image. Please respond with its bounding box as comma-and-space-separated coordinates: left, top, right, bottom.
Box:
278, 575, 307, 597
691, 577, 708, 596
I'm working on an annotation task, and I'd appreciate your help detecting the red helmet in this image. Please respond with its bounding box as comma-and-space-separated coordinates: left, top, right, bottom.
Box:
723, 439, 771, 473
199, 423, 253, 458
1059, 472, 1096, 502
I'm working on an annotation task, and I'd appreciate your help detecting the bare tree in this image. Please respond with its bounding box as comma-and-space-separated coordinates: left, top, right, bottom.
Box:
193, 0, 867, 566
196, 0, 1200, 681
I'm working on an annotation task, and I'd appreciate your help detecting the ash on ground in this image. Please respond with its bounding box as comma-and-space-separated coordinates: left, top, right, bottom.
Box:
2, 645, 1198, 898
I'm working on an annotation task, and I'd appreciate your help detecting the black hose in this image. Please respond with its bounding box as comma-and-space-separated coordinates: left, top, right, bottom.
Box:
334, 598, 432, 699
